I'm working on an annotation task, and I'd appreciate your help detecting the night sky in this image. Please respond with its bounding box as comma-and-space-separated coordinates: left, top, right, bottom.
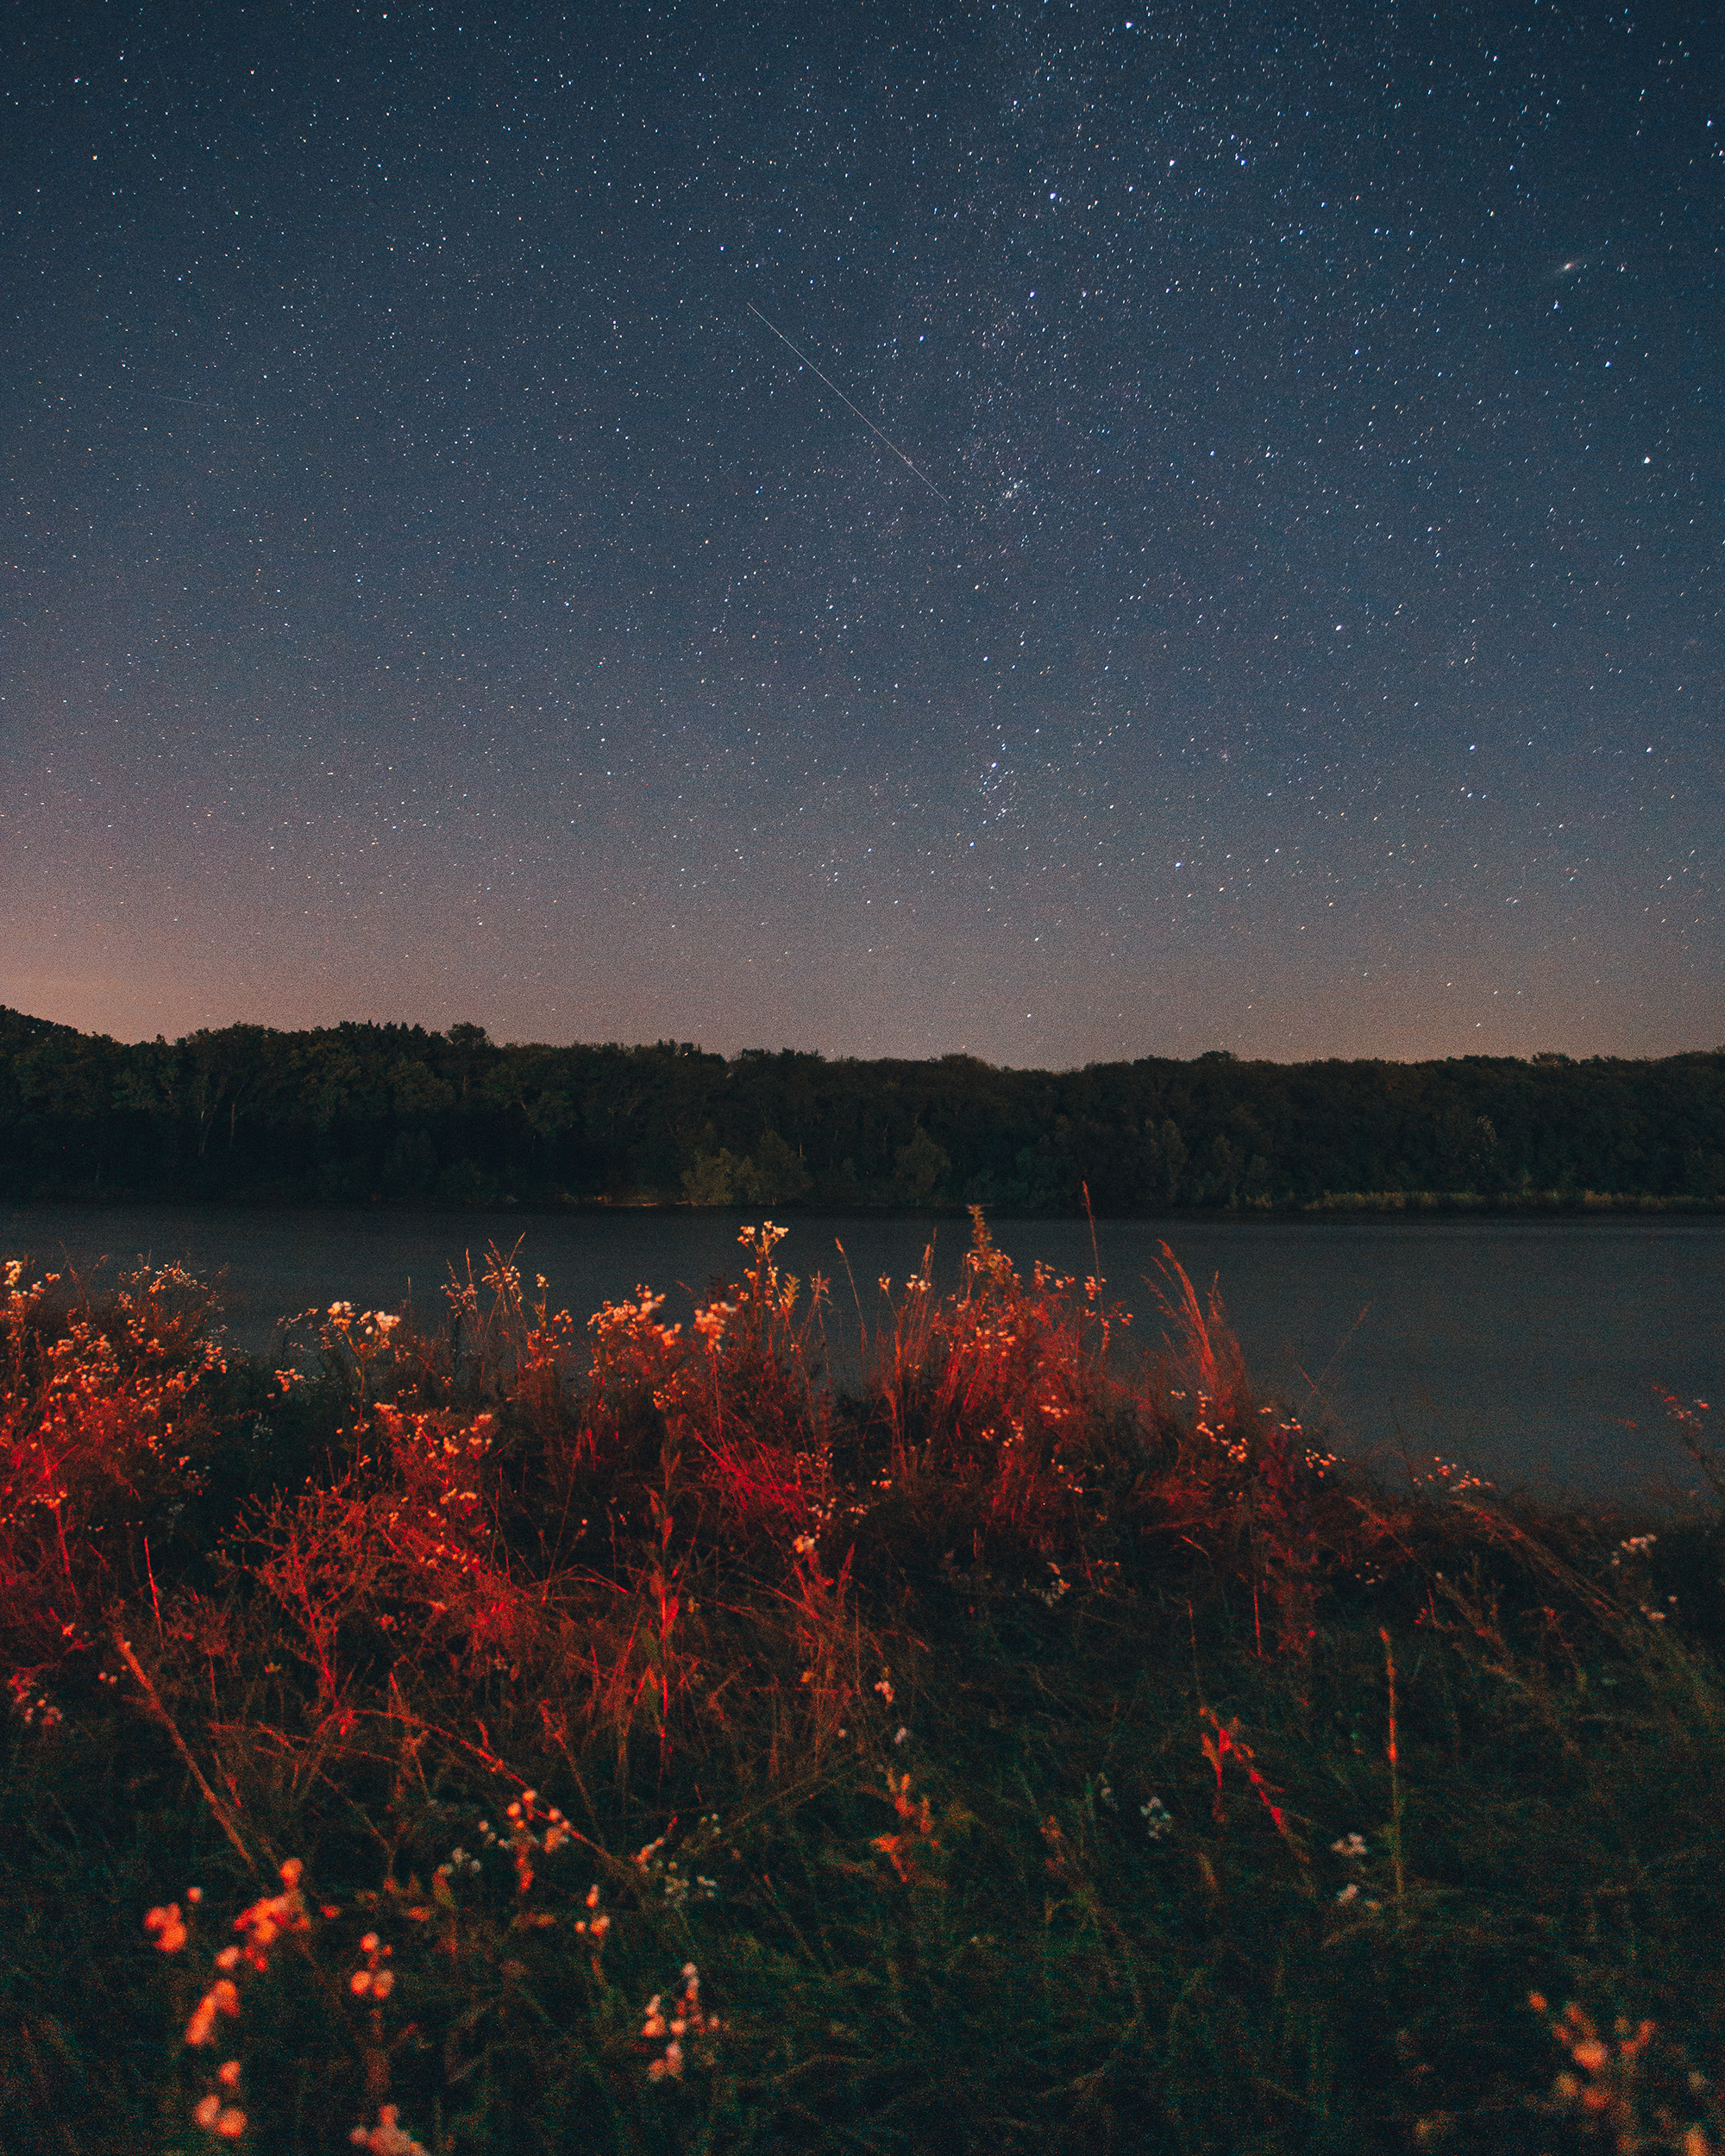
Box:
3, 1, 1719, 1066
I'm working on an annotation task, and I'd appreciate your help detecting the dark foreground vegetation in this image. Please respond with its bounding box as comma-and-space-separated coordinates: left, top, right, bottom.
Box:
3, 1005, 1723, 1213
4, 1219, 1725, 2154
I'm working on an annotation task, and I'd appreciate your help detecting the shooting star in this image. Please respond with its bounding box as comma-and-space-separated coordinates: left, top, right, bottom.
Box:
746, 302, 952, 511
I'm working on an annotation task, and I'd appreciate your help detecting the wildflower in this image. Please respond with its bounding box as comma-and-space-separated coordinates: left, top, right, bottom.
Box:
693, 1299, 736, 1344
191, 2091, 248, 2135
350, 2106, 430, 2156
874, 1678, 894, 1705
1140, 1796, 1173, 1839
145, 1902, 189, 1952
185, 1979, 241, 2047
894, 1726, 909, 1745
1332, 1833, 1369, 1858
351, 1933, 394, 1997
217, 2061, 242, 2089
1336, 1883, 1360, 1905
643, 1962, 718, 2080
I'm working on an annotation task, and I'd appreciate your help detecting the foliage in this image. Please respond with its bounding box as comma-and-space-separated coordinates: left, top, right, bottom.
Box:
3, 1218, 1725, 2153
3, 1003, 1723, 1211
0, 1257, 231, 1667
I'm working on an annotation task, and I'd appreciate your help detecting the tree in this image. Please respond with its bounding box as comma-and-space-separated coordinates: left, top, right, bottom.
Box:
892, 1127, 951, 1206
682, 1151, 738, 1206
737, 1131, 812, 1206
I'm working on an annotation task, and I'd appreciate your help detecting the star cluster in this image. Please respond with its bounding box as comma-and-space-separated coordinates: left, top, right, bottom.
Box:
3, 0, 1718, 1061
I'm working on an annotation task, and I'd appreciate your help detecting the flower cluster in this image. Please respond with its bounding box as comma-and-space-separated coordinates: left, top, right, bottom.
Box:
573, 1883, 612, 1946
229, 1857, 311, 1974
591, 1288, 683, 1353
642, 1962, 721, 2081
3, 1257, 227, 1664
192, 2067, 247, 2142
145, 1859, 365, 2141
692, 1299, 737, 1347
871, 1769, 942, 1884
349, 1932, 395, 2001
7, 1671, 63, 1729
1032, 1559, 1072, 1608
350, 2105, 430, 2155
144, 1866, 264, 2141
1330, 1833, 1380, 1908
1528, 1996, 1684, 2147
633, 1821, 719, 1908
144, 1886, 198, 1952
1421, 1455, 1494, 1494
502, 1788, 571, 1897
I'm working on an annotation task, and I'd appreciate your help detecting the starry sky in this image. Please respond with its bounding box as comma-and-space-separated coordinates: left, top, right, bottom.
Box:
3, 0, 1720, 1066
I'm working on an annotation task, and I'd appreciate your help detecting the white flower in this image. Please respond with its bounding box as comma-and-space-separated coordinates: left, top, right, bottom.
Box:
1331, 1833, 1368, 1858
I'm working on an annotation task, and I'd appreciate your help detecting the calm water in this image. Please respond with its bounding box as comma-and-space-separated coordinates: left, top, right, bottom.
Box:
4, 1203, 1721, 1507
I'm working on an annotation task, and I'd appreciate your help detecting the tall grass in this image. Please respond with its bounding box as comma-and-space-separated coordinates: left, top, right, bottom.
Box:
3, 1218, 1723, 2153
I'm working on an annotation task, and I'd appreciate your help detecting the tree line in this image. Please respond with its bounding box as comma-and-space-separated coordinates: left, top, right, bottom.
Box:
2, 1006, 1722, 1213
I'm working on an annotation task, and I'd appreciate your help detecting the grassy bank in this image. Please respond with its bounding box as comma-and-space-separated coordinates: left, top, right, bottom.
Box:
3, 1221, 1723, 2154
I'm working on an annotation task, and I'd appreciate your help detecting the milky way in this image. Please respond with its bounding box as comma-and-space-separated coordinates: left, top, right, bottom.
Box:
3, 1, 1718, 1062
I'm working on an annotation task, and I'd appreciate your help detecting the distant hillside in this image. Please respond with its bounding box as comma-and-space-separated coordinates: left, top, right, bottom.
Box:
1, 1010, 1722, 1213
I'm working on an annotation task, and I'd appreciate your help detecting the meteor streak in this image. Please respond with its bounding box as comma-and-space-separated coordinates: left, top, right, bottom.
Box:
746, 302, 952, 510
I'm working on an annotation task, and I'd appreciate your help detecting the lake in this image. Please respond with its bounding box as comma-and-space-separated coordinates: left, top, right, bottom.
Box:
3, 1202, 1721, 1508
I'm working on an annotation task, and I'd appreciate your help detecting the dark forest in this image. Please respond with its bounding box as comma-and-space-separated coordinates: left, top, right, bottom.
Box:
3, 1006, 1722, 1213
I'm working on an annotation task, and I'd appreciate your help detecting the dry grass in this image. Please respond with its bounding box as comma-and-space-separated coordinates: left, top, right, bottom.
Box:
2, 1216, 1723, 2153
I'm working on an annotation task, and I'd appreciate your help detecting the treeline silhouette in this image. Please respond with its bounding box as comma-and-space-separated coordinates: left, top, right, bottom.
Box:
2, 1006, 1722, 1213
